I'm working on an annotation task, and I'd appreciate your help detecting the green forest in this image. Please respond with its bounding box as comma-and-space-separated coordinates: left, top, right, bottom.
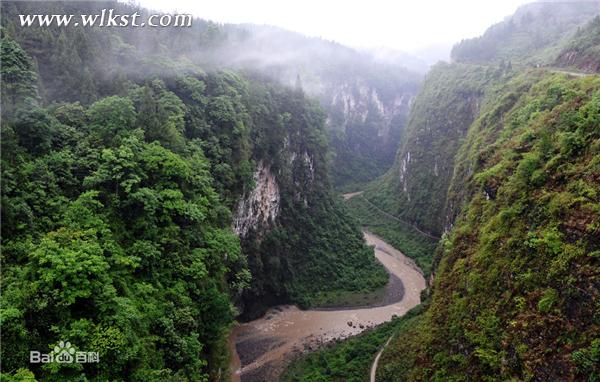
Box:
0, 1, 388, 380
1, 1, 599, 382
283, 2, 599, 381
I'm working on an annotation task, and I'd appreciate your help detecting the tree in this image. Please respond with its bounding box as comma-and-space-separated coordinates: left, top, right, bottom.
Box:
0, 34, 38, 119
87, 96, 136, 144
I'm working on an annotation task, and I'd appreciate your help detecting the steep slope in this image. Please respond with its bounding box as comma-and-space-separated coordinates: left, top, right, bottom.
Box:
221, 22, 424, 192
378, 70, 599, 382
285, 3, 600, 381
207, 24, 424, 189
554, 15, 600, 73
1, 33, 252, 381
363, 1, 600, 252
0, 3, 389, 381
284, 68, 599, 382
2, 0, 389, 311
451, 1, 600, 66
362, 63, 505, 237
1, 1, 423, 191
324, 71, 418, 190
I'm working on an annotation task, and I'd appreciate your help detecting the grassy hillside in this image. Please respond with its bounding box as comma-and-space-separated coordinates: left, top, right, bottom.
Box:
283, 68, 599, 382
378, 71, 600, 381
357, 2, 600, 256
281, 3, 600, 381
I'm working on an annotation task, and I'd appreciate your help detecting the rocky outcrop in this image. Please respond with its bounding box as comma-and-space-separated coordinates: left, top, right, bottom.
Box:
233, 161, 280, 238
364, 63, 493, 237
555, 50, 600, 73
398, 150, 411, 197
328, 80, 413, 138
324, 78, 418, 187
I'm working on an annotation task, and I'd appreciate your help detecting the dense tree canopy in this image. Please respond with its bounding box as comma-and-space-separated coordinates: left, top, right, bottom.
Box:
0, 5, 388, 378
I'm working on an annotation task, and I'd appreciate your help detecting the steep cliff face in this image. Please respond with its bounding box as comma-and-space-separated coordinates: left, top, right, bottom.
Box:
279, 3, 600, 381
327, 79, 412, 136
370, 6, 600, 379
202, 24, 423, 189
324, 77, 419, 189
276, 69, 420, 191
364, 3, 600, 241
230, 86, 387, 318
234, 162, 280, 238
233, 146, 318, 239
363, 63, 502, 237
1, 0, 389, 343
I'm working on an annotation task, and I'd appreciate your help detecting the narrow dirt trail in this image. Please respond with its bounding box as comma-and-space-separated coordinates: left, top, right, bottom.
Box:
354, 193, 440, 240
228, 227, 426, 382
370, 335, 393, 382
342, 191, 364, 200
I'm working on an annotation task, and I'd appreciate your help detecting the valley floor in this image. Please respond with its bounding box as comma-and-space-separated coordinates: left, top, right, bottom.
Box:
228, 229, 426, 382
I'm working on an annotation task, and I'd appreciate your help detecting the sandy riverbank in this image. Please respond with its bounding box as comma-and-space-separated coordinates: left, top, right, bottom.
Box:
228, 230, 427, 382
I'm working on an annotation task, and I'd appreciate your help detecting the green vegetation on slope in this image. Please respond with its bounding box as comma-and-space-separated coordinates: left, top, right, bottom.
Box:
1, 33, 248, 381
554, 15, 600, 73
281, 304, 426, 382
206, 24, 423, 190
364, 1, 600, 245
364, 62, 506, 237
378, 72, 600, 381
324, 68, 419, 190
2, 0, 423, 192
289, 4, 600, 381
0, 13, 386, 380
345, 194, 437, 277
451, 1, 599, 66
242, 193, 388, 314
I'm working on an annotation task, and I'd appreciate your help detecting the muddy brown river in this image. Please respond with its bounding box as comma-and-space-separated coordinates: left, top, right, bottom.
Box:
228, 230, 427, 382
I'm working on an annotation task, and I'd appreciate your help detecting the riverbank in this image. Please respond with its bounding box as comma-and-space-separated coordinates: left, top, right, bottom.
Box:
228, 230, 426, 382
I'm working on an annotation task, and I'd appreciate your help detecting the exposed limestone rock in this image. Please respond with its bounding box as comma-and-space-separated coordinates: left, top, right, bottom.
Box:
234, 162, 280, 238
328, 79, 412, 138
399, 151, 411, 201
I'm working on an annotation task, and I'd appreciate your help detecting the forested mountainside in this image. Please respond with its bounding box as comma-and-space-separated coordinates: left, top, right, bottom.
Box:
362, 63, 505, 237
2, 2, 423, 192
364, 1, 599, 239
205, 25, 423, 189
0, 1, 389, 380
451, 1, 600, 67
285, 3, 600, 381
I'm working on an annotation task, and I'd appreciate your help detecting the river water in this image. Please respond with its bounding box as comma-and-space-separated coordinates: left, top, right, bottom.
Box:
228, 230, 427, 382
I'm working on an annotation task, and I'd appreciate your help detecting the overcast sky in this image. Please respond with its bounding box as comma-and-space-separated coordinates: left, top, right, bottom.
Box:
137, 0, 531, 54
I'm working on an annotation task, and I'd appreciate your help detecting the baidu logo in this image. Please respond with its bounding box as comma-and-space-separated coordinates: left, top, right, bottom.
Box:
30, 340, 99, 364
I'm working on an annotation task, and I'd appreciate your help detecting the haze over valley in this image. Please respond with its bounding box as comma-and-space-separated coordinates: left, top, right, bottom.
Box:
1, 1, 599, 381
